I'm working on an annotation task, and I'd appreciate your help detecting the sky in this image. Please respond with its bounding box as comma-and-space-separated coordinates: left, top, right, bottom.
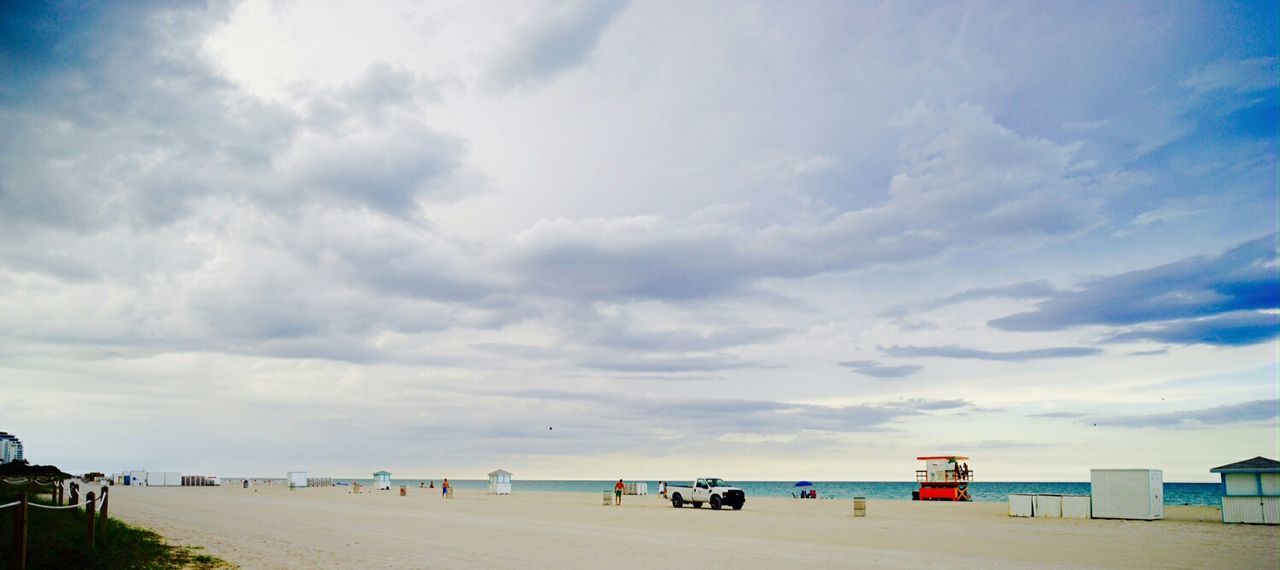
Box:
0, 0, 1276, 482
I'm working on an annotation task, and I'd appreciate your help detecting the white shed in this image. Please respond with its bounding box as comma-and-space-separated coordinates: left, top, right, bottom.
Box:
488, 469, 512, 495
1090, 469, 1163, 520
146, 472, 181, 486
1210, 456, 1280, 524
1008, 494, 1034, 517
373, 470, 392, 491
288, 471, 308, 488
1061, 495, 1091, 519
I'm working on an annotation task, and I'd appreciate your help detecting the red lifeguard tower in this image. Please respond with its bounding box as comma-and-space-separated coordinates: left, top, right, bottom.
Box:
913, 455, 973, 501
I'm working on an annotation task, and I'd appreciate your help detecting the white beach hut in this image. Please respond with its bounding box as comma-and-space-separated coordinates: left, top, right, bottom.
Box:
373, 470, 392, 491
1090, 468, 1163, 520
288, 471, 308, 488
488, 469, 512, 495
1210, 456, 1279, 524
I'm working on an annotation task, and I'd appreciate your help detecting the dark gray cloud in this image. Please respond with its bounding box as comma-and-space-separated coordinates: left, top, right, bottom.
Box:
1106, 312, 1280, 347
990, 234, 1278, 346
882, 345, 1101, 361
1092, 399, 1278, 428
485, 0, 628, 90
838, 360, 923, 378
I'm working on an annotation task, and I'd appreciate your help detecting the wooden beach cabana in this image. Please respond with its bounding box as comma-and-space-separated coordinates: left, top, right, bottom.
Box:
1210, 456, 1279, 524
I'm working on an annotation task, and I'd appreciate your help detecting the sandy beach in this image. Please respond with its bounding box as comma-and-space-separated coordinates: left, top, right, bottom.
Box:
104, 484, 1277, 569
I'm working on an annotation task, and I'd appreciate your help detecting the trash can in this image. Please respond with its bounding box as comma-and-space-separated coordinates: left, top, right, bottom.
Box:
853, 497, 867, 517
603, 491, 613, 505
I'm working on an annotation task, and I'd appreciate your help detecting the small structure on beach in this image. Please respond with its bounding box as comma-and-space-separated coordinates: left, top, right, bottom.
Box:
913, 455, 972, 501
1210, 456, 1279, 524
373, 470, 392, 491
488, 469, 512, 495
1091, 469, 1162, 520
287, 471, 308, 488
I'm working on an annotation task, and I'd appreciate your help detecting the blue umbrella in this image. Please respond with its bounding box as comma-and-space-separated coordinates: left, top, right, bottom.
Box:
794, 481, 813, 487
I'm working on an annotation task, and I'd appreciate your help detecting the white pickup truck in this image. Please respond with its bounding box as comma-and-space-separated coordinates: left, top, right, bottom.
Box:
666, 477, 746, 510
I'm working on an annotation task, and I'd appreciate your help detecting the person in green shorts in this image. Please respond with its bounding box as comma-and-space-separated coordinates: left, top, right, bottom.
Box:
614, 479, 625, 506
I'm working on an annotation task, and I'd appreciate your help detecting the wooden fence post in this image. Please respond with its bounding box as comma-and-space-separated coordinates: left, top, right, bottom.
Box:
12, 492, 28, 570
99, 487, 109, 543
85, 491, 96, 547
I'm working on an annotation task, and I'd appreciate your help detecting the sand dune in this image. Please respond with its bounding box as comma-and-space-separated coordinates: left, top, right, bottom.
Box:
106, 485, 1277, 569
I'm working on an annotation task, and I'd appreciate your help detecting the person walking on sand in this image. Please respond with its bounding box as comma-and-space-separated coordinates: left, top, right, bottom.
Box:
614, 479, 625, 506
442, 478, 450, 498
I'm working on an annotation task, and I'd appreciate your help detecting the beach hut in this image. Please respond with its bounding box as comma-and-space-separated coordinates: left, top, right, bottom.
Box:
1090, 469, 1162, 520
1210, 456, 1280, 524
488, 469, 512, 495
288, 471, 308, 488
373, 470, 392, 491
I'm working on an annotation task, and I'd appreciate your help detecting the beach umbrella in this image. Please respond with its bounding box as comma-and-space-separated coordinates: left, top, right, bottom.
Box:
794, 481, 813, 487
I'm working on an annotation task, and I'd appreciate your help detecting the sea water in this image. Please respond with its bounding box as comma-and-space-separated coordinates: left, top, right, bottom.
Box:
334, 479, 1221, 506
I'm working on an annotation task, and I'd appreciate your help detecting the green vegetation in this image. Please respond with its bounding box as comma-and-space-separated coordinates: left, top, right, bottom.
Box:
1, 485, 233, 569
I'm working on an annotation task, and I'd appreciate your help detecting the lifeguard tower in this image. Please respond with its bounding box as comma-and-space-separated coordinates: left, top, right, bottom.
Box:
913, 455, 973, 501
373, 470, 392, 491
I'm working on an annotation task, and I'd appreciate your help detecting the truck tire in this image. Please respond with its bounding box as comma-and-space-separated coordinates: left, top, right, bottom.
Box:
671, 494, 683, 508
710, 495, 722, 510
732, 503, 743, 510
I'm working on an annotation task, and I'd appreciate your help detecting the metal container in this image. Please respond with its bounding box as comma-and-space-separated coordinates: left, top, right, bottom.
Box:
603, 491, 612, 505
853, 497, 867, 517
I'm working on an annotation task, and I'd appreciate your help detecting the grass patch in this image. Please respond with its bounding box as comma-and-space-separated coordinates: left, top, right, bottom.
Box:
0, 486, 234, 569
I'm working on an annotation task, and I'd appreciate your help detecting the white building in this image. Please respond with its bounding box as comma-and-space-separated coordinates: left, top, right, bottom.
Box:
488, 469, 512, 494
1210, 456, 1280, 525
0, 432, 24, 464
1090, 468, 1163, 520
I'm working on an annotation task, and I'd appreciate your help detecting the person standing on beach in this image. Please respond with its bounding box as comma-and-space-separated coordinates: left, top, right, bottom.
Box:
614, 479, 625, 506
442, 478, 449, 498
659, 481, 666, 498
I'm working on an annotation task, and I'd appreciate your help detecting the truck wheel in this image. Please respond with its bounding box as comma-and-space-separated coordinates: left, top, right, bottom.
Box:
710, 495, 722, 510
732, 503, 743, 511
693, 502, 702, 508
671, 494, 683, 508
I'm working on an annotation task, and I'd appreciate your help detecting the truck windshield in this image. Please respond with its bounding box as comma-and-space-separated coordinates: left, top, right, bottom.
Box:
706, 478, 726, 487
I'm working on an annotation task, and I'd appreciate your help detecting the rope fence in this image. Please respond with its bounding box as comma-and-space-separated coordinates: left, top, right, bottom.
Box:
5, 480, 112, 569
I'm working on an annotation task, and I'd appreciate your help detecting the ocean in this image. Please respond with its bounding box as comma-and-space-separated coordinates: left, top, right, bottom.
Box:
330, 479, 1222, 507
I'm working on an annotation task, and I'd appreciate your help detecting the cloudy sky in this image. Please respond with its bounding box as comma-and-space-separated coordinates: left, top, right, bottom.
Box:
1, 1, 1276, 482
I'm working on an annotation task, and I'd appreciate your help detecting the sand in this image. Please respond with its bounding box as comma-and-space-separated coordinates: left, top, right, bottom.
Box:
104, 484, 1278, 569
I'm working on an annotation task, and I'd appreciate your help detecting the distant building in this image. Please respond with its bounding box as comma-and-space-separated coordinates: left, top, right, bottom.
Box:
0, 432, 23, 464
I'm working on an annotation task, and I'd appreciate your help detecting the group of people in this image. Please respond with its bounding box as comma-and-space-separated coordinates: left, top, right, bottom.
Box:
414, 479, 450, 496
796, 489, 817, 499
952, 462, 971, 480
